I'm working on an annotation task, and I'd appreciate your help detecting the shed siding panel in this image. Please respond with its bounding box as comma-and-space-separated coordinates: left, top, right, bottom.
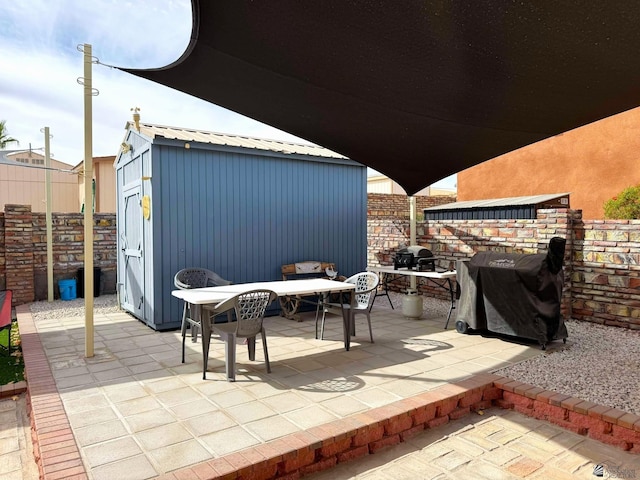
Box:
146, 143, 365, 329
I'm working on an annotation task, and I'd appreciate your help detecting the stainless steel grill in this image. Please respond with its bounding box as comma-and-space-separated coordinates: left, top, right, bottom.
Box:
393, 245, 435, 271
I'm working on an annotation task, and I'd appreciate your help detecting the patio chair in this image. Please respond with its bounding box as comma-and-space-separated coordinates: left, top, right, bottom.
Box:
203, 289, 277, 381
174, 268, 232, 363
316, 271, 379, 343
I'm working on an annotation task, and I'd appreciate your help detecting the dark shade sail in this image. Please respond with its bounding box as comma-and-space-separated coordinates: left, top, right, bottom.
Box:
122, 1, 640, 195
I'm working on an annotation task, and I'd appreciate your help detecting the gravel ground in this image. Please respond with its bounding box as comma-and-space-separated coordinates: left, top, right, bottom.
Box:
29, 293, 640, 416
29, 294, 121, 320
494, 318, 640, 417
370, 293, 640, 417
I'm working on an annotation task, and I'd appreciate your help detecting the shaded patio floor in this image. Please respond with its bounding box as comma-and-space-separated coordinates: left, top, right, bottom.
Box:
16, 294, 640, 479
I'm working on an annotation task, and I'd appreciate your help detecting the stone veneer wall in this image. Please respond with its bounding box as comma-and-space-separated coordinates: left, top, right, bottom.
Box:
570, 216, 640, 328
368, 207, 640, 330
368, 208, 574, 318
1, 204, 117, 306
367, 193, 456, 218
3, 199, 640, 329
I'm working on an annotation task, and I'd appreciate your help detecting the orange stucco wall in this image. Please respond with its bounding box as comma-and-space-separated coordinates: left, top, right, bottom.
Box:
457, 107, 640, 219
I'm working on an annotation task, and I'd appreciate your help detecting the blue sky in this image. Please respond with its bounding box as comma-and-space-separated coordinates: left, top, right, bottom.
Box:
1, 1, 455, 188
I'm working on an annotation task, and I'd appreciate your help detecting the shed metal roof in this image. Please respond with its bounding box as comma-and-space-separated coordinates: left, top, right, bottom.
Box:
129, 122, 348, 160
424, 193, 570, 211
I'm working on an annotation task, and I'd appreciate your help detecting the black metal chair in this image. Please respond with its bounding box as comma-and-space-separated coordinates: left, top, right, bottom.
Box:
174, 268, 232, 363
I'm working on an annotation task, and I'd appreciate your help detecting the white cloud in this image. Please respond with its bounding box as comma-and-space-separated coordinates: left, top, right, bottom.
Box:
1, 0, 309, 166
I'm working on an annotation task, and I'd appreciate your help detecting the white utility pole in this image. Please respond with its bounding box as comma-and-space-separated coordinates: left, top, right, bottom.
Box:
80, 43, 95, 357
43, 127, 54, 301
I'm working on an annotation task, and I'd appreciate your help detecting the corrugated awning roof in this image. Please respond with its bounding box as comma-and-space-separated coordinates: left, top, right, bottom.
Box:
424, 193, 570, 211
131, 122, 348, 160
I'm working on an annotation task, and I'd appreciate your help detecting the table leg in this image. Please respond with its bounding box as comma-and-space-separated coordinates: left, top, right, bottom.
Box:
198, 305, 210, 380
371, 273, 394, 309
444, 278, 455, 329
342, 289, 354, 351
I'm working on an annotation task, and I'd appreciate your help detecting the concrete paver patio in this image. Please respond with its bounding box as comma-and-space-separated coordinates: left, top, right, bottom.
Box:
12, 294, 640, 479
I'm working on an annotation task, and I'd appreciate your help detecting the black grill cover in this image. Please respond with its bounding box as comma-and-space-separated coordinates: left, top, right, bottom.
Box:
457, 238, 568, 346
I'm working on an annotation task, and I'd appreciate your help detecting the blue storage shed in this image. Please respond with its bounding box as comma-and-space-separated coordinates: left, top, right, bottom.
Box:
115, 121, 368, 330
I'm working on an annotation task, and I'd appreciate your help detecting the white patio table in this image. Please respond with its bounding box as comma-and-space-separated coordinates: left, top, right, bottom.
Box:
172, 278, 356, 378
368, 265, 458, 328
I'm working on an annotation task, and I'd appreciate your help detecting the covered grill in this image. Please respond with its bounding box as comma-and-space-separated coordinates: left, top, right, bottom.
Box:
456, 237, 568, 349
393, 245, 436, 271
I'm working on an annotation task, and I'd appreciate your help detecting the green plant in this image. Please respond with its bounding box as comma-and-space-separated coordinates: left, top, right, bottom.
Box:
604, 185, 640, 219
0, 321, 24, 385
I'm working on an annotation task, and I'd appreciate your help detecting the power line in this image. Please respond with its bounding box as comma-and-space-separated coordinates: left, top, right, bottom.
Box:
0, 150, 77, 174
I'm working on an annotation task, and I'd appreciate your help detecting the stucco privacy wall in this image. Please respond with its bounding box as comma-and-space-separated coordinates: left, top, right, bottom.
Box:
2, 200, 640, 329
457, 106, 640, 219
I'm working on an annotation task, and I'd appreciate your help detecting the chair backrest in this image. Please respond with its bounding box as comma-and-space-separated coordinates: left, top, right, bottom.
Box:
174, 268, 232, 289
345, 272, 379, 310
233, 290, 278, 338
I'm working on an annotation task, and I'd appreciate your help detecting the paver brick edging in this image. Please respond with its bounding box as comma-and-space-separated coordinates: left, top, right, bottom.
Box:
15, 304, 89, 480
0, 380, 27, 399
165, 373, 502, 479
492, 376, 640, 453
168, 373, 640, 480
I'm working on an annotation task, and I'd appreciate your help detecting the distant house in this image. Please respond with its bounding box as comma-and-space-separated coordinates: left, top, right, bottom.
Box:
72, 156, 117, 213
457, 107, 640, 219
0, 151, 78, 212
367, 173, 456, 196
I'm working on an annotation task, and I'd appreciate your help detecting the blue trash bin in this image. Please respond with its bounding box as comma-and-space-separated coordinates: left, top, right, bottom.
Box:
58, 279, 77, 301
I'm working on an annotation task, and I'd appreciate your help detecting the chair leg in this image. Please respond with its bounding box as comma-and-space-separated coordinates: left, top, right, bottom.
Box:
191, 324, 199, 342
222, 332, 237, 382
314, 302, 321, 339
314, 293, 327, 339
190, 305, 199, 343
320, 308, 328, 340
247, 336, 256, 361
366, 313, 374, 343
261, 328, 271, 373
180, 303, 188, 363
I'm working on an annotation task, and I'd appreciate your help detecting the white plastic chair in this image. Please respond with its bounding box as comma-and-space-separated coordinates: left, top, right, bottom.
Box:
316, 271, 379, 343
204, 289, 277, 381
174, 268, 232, 363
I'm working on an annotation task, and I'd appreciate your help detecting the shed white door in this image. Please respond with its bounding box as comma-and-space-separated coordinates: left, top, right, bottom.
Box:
120, 184, 144, 320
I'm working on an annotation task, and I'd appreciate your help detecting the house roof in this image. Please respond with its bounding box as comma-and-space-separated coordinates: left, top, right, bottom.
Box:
0, 150, 74, 171
128, 122, 347, 160
121, 1, 640, 196
73, 155, 117, 171
424, 193, 570, 211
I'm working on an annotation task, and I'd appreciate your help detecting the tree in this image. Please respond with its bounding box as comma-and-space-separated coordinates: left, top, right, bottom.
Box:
603, 184, 640, 219
0, 120, 19, 148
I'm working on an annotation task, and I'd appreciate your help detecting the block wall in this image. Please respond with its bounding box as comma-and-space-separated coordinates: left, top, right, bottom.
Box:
3, 198, 640, 330
1, 204, 117, 305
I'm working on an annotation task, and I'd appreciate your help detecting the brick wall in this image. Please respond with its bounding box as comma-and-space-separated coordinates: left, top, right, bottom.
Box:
1, 204, 117, 305
3, 198, 640, 330
367, 193, 455, 218
368, 208, 573, 313
368, 205, 640, 330
571, 216, 640, 327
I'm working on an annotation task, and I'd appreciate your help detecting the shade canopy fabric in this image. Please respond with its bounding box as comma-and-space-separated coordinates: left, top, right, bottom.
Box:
123, 1, 640, 195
